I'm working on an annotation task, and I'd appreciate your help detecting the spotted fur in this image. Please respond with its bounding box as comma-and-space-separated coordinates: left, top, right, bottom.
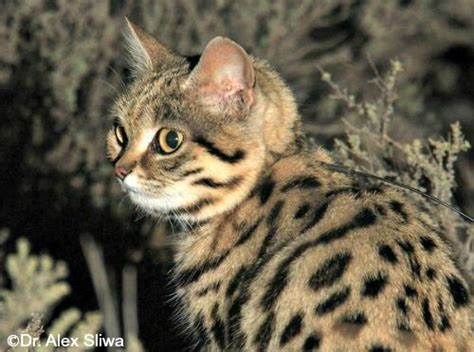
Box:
108, 20, 472, 351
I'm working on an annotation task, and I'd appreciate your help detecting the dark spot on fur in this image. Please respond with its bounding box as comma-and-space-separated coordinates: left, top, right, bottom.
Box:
257, 226, 278, 259
196, 282, 221, 297
316, 208, 377, 244
340, 312, 367, 325
233, 221, 247, 231
263, 209, 376, 311
398, 321, 411, 332
375, 204, 387, 216
260, 235, 287, 310
211, 303, 226, 349
226, 266, 247, 298
446, 275, 469, 307
409, 256, 421, 278
353, 208, 377, 227
174, 198, 215, 214
181, 167, 203, 177
426, 267, 437, 280
259, 177, 275, 204
396, 239, 414, 254
420, 236, 437, 252
437, 298, 452, 332
254, 312, 275, 352
173, 197, 215, 215
396, 298, 409, 315
295, 203, 310, 219
390, 200, 408, 222
362, 273, 388, 298
367, 185, 384, 194
281, 176, 321, 192
228, 292, 248, 347
194, 314, 210, 349
378, 244, 398, 264
193, 176, 242, 189
302, 332, 321, 350
195, 136, 245, 164
301, 202, 330, 232
226, 237, 298, 348
268, 200, 284, 226
236, 219, 262, 246
439, 314, 451, 332
404, 284, 418, 298
280, 313, 303, 346
325, 187, 361, 198
422, 298, 434, 330
315, 286, 351, 315
308, 252, 352, 291
369, 345, 392, 352
174, 249, 230, 286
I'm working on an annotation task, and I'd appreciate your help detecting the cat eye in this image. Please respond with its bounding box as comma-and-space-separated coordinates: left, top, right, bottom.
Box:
155, 128, 184, 154
114, 123, 128, 147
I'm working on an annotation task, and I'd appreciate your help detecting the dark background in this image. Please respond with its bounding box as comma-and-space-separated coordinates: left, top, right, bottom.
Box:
1, 1, 473, 351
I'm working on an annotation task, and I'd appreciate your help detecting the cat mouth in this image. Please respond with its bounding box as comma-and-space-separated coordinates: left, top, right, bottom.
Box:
117, 178, 155, 201
119, 176, 197, 215
118, 174, 151, 195
120, 180, 180, 213
121, 182, 157, 199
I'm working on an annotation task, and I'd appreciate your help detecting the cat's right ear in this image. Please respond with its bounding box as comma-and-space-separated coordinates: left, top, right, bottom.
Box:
123, 18, 182, 75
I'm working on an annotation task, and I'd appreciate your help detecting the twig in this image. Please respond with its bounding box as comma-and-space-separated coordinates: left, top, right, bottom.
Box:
303, 121, 344, 136
343, 120, 405, 152
79, 234, 120, 350
122, 264, 139, 342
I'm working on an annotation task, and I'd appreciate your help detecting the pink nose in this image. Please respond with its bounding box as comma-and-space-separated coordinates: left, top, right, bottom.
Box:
114, 166, 130, 180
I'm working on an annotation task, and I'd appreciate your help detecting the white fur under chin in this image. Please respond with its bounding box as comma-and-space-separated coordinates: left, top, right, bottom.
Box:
122, 174, 200, 218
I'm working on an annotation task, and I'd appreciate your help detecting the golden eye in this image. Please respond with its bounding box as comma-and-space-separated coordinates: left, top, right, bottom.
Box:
156, 128, 184, 154
114, 123, 127, 146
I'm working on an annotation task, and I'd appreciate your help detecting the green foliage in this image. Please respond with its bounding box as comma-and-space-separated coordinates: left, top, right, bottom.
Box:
1, 0, 120, 211
0, 238, 102, 351
0, 238, 69, 342
404, 122, 470, 202
321, 61, 473, 274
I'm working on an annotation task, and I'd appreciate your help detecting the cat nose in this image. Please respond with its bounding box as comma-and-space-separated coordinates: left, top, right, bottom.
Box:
114, 166, 131, 180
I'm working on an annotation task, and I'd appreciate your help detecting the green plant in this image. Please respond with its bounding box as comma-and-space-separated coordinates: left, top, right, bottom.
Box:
0, 238, 102, 351
320, 60, 473, 278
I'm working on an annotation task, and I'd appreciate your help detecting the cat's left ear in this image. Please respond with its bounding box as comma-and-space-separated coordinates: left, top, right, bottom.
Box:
123, 17, 182, 75
184, 37, 255, 117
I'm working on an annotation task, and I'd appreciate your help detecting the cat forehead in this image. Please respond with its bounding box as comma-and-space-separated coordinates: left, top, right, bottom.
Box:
114, 71, 228, 129
114, 67, 233, 129
115, 75, 183, 120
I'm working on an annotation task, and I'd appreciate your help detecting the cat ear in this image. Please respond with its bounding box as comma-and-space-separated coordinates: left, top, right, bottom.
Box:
184, 37, 255, 117
123, 17, 182, 75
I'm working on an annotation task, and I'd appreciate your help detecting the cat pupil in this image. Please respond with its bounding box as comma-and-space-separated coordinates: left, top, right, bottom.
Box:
166, 131, 179, 149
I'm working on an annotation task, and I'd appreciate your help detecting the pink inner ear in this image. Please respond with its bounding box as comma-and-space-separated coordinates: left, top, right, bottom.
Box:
187, 37, 254, 111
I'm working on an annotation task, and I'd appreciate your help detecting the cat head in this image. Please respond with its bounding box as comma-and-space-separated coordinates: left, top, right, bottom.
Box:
107, 19, 302, 222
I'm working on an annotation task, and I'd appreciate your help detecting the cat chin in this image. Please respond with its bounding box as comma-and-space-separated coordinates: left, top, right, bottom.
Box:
122, 174, 203, 215
126, 186, 199, 217
128, 191, 175, 213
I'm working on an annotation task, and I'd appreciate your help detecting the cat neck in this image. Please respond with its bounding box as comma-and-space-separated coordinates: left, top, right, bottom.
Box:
171, 148, 343, 268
